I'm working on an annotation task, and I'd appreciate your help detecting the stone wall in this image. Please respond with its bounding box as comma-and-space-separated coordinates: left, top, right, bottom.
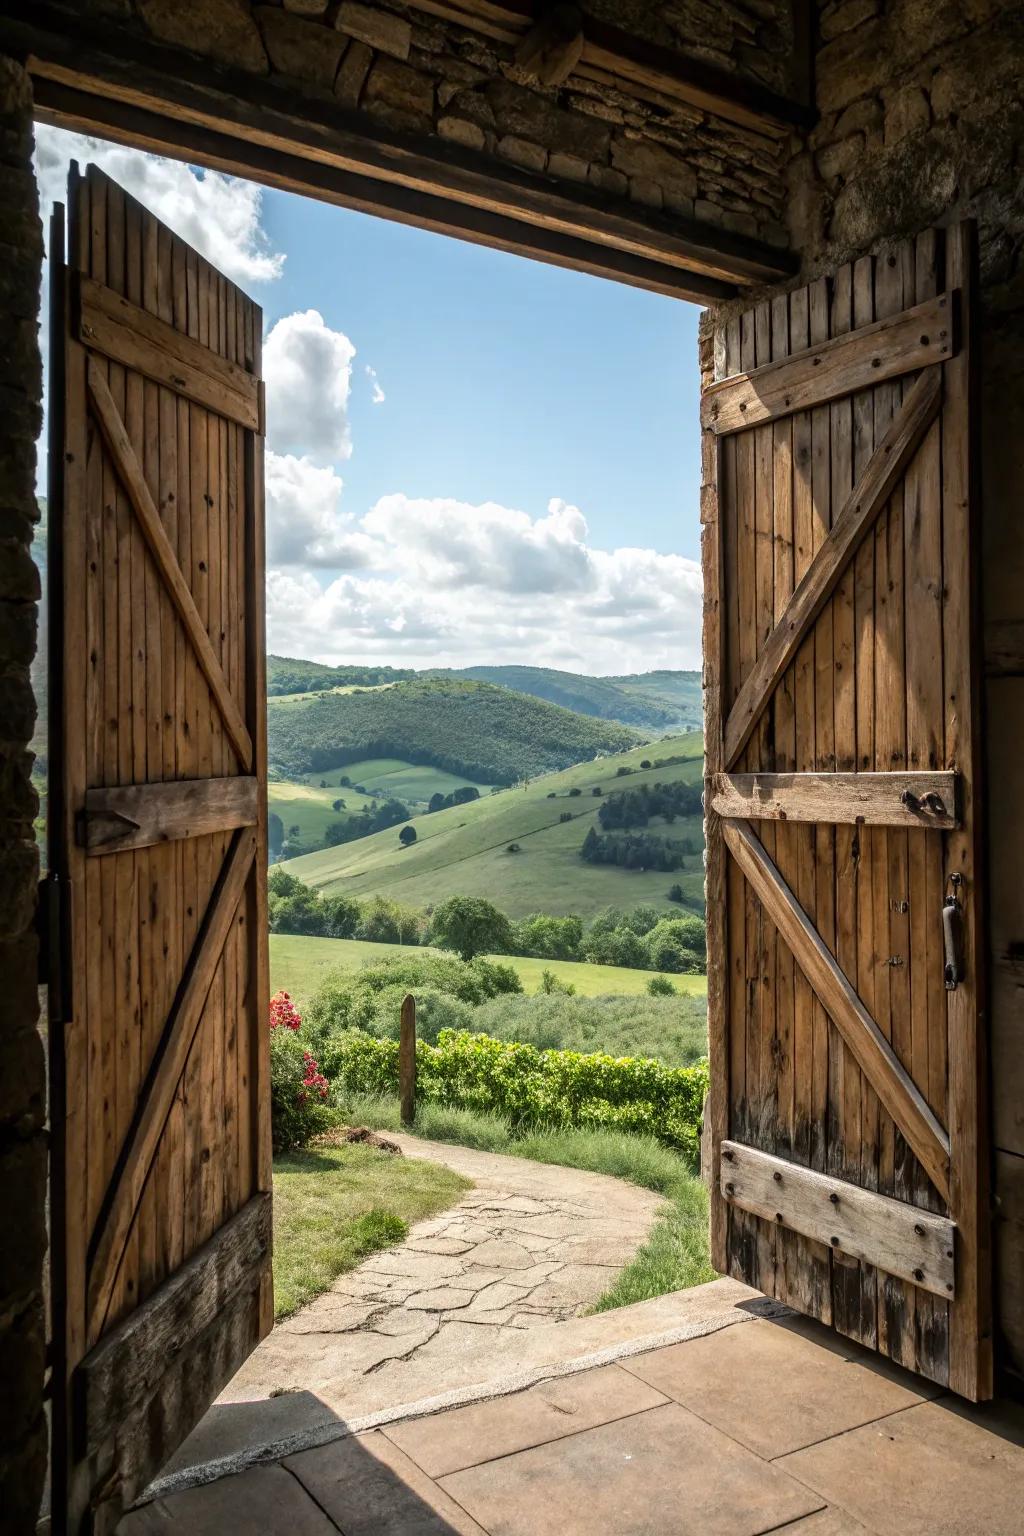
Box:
57, 0, 795, 248
783, 0, 1024, 1391
0, 54, 46, 1535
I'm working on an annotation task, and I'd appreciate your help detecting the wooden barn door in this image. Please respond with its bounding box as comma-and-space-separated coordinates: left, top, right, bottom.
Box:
47, 164, 271, 1532
702, 224, 991, 1400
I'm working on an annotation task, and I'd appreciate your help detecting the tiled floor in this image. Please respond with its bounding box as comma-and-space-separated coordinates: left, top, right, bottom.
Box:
121, 1309, 1024, 1536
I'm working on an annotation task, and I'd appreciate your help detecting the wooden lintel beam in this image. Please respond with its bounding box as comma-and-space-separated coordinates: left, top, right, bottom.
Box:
723, 368, 944, 769
720, 1141, 956, 1299
723, 818, 951, 1202
701, 292, 954, 434
9, 7, 796, 292
711, 770, 959, 829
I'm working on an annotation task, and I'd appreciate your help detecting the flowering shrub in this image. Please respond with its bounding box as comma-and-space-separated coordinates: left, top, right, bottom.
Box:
269, 993, 337, 1150
330, 1029, 707, 1164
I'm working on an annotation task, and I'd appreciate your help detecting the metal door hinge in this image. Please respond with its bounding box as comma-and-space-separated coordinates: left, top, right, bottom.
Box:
36, 871, 71, 1019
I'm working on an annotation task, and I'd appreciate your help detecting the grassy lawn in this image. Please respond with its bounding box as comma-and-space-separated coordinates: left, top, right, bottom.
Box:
281, 733, 705, 919
272, 1141, 470, 1319
270, 932, 708, 1009
336, 1094, 714, 1308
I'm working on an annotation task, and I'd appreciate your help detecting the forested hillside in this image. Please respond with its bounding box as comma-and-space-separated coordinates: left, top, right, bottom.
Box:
267, 655, 414, 695
267, 678, 642, 784
435, 665, 691, 729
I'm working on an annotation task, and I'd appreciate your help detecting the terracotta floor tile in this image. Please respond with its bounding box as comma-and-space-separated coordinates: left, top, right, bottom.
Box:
117, 1464, 337, 1535
776, 1397, 1024, 1536
286, 1429, 487, 1535
439, 1401, 824, 1536
621, 1318, 938, 1457
385, 1363, 668, 1477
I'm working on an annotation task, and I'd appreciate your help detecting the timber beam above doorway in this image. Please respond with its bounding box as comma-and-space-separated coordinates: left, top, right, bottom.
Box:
5, 2, 798, 304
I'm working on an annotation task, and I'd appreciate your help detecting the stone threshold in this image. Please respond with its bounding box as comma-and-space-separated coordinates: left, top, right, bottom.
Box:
139, 1277, 788, 1508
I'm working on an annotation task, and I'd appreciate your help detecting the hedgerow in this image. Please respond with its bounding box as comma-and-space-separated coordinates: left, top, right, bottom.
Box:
330, 1028, 707, 1163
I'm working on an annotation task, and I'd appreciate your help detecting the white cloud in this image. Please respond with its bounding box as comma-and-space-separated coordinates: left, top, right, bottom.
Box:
263, 309, 356, 462
33, 124, 285, 287
365, 364, 386, 405
265, 451, 382, 569
266, 492, 702, 673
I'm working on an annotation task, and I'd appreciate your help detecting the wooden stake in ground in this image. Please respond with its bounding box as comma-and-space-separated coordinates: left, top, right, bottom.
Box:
400, 994, 416, 1127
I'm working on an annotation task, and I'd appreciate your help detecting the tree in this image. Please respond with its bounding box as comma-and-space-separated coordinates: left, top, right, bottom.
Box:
399, 824, 417, 847
667, 883, 685, 903
288, 824, 301, 839
430, 895, 514, 962
332, 797, 347, 812
267, 811, 284, 857
428, 792, 446, 813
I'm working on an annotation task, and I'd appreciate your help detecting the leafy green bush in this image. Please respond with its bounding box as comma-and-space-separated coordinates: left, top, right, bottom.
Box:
646, 974, 677, 996
329, 1028, 707, 1161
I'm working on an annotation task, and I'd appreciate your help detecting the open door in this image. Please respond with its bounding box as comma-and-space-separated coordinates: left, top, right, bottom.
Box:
47, 164, 271, 1532
701, 224, 991, 1400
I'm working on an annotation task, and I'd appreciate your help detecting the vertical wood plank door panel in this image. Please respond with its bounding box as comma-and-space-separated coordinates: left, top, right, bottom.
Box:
703, 223, 991, 1401
50, 164, 270, 1534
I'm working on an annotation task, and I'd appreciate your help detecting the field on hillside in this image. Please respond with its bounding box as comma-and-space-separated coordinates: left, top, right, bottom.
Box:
270, 757, 493, 849
269, 933, 709, 1009
296, 758, 493, 803
280, 733, 705, 920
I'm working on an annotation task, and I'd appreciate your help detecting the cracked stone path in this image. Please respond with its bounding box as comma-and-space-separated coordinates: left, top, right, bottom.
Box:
214, 1135, 666, 1426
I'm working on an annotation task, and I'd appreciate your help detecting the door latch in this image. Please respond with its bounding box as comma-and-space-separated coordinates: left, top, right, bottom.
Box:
943, 872, 965, 991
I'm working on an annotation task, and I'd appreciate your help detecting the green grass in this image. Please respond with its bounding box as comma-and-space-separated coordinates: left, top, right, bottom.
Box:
269, 932, 709, 1010
268, 780, 378, 847
271, 1141, 470, 1319
337, 1094, 713, 1307
280, 732, 705, 920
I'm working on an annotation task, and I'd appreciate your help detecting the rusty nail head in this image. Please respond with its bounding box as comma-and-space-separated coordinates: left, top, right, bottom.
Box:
725, 1182, 734, 1196
829, 1191, 839, 1204
914, 1268, 924, 1282
830, 1236, 839, 1247
914, 1223, 925, 1236
773, 1170, 782, 1183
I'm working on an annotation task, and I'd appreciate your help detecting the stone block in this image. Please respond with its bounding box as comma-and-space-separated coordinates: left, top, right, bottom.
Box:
547, 151, 589, 183
336, 1, 411, 63
883, 84, 930, 146
0, 539, 38, 604
496, 136, 547, 174
0, 840, 37, 937
610, 136, 698, 200
363, 56, 435, 122
820, 0, 879, 42
629, 175, 663, 209
0, 1137, 46, 1304
0, 1019, 43, 1130
816, 133, 865, 182
138, 0, 269, 74
283, 0, 329, 14
437, 115, 486, 151
334, 40, 373, 109
0, 1295, 45, 1443
255, 7, 345, 89
587, 163, 627, 197
0, 599, 36, 670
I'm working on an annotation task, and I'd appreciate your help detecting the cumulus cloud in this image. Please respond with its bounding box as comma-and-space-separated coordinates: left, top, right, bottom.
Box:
263, 309, 357, 462
266, 452, 383, 569
266, 492, 702, 673
33, 125, 285, 286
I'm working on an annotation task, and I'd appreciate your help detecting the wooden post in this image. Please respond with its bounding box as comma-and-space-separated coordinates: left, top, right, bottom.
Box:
399, 993, 416, 1127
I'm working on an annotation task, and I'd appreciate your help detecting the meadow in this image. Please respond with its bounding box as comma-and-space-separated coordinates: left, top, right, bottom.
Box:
269, 932, 709, 1009
279, 733, 705, 920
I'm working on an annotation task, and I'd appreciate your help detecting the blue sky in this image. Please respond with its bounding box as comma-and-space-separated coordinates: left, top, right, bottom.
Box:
35, 126, 704, 673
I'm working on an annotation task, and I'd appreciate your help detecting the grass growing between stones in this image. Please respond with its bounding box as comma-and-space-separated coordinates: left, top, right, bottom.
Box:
272, 1141, 470, 1320
338, 1094, 714, 1306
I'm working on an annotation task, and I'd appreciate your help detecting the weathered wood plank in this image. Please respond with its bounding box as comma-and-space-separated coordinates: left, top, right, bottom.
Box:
78, 274, 259, 428
86, 828, 257, 1340
79, 1191, 271, 1454
86, 358, 253, 770
722, 818, 951, 1202
720, 1142, 955, 1299
711, 771, 959, 828
723, 367, 943, 769
82, 776, 259, 854
701, 293, 953, 434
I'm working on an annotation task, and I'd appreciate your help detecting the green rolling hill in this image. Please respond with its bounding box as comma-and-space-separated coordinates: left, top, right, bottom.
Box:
267, 677, 643, 785
279, 733, 705, 920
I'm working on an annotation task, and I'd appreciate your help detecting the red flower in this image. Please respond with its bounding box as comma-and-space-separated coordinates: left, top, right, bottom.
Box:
269, 990, 302, 1031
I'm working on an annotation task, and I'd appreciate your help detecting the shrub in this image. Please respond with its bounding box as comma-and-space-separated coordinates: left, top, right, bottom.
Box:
430, 894, 514, 961
399, 824, 417, 847
269, 993, 336, 1150
646, 975, 677, 997
559, 811, 573, 823
539, 967, 576, 996
328, 1028, 707, 1161
471, 991, 707, 1067
568, 786, 582, 797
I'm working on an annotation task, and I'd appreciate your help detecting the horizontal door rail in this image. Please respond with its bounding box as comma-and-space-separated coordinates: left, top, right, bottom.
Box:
81, 776, 259, 854
701, 291, 954, 434
720, 1141, 955, 1299
710, 770, 958, 829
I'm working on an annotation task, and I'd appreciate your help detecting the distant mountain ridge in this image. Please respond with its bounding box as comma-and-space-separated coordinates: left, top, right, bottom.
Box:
267, 656, 701, 731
